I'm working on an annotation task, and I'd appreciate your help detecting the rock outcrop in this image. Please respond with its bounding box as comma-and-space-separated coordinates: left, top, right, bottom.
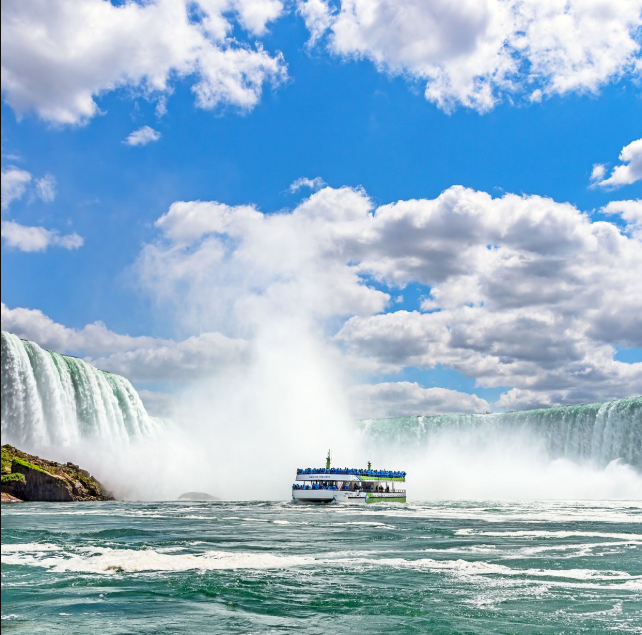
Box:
1, 445, 112, 502
178, 491, 220, 501
1, 491, 22, 502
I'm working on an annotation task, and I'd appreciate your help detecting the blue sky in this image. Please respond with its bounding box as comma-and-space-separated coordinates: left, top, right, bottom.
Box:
2, 1, 641, 417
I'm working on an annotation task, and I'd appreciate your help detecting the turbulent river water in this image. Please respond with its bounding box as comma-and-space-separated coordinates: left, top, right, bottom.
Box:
2, 500, 641, 634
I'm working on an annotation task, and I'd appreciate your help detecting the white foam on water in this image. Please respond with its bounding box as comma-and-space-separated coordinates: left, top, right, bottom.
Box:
347, 556, 640, 582
1, 546, 318, 574
1, 543, 62, 553
2, 508, 110, 517
455, 529, 642, 540
4, 542, 641, 592
512, 541, 640, 556
272, 519, 310, 525
583, 601, 624, 617
618, 579, 642, 591
421, 540, 639, 559
337, 503, 642, 524
335, 521, 397, 529
421, 545, 500, 555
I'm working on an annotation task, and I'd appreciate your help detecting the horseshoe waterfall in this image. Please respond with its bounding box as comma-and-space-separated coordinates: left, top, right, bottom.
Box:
1, 331, 161, 451
362, 397, 642, 470
1, 329, 640, 498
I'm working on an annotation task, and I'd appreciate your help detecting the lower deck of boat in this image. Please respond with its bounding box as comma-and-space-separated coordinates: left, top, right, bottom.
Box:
292, 490, 406, 504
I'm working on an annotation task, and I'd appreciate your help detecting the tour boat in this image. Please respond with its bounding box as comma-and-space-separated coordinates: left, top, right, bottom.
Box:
292, 451, 406, 504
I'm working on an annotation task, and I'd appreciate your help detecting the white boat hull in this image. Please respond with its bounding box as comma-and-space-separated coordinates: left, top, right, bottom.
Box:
291, 490, 406, 504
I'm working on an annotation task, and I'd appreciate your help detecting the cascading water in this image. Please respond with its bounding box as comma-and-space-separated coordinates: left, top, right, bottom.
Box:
358, 398, 642, 499
2, 328, 641, 499
361, 398, 642, 470
1, 331, 162, 450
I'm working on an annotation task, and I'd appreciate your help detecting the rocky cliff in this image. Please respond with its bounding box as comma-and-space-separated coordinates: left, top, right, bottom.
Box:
1, 445, 112, 502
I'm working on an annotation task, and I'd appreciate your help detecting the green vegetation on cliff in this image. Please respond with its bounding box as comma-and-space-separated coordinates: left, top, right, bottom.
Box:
12, 456, 51, 475
1, 445, 112, 502
1, 446, 13, 473
1, 472, 26, 484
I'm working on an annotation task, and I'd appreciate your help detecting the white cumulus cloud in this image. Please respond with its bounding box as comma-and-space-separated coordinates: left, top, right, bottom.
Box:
2, 167, 57, 209
349, 382, 491, 418
1, 167, 32, 210
590, 164, 607, 183
289, 176, 327, 192
602, 199, 642, 240
1, 167, 74, 251
137, 184, 642, 410
124, 126, 161, 147
603, 199, 642, 224
0, 303, 248, 382
591, 138, 642, 188
141, 187, 390, 334
1, 220, 83, 252
298, 0, 642, 113
1, 0, 287, 125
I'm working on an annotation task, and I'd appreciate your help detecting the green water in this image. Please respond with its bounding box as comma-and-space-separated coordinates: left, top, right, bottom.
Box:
2, 500, 641, 634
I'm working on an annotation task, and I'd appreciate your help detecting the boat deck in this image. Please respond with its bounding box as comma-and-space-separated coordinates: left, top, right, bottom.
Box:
292, 462, 407, 504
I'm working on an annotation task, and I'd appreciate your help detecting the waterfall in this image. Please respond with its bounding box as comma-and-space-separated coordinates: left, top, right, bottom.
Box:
361, 397, 642, 470
2, 327, 640, 499
1, 331, 162, 450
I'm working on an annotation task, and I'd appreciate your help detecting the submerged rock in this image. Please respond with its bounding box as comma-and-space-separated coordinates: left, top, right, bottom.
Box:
1, 445, 112, 502
178, 492, 219, 501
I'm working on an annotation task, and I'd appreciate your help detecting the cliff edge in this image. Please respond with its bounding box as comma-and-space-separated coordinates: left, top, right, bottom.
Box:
1, 445, 112, 502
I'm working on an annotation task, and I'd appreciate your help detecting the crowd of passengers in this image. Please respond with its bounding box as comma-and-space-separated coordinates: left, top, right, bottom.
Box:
292, 483, 396, 492
296, 467, 406, 478
292, 483, 344, 490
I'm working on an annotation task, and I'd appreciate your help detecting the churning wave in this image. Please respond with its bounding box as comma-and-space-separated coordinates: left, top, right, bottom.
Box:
2, 543, 640, 588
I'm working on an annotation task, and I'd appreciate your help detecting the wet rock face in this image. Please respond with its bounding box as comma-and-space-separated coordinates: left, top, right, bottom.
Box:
1, 445, 113, 502
12, 460, 75, 502
1, 474, 27, 500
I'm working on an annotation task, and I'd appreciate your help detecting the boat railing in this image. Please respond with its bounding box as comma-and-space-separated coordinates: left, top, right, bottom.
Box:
293, 484, 406, 493
296, 467, 406, 478
292, 484, 341, 491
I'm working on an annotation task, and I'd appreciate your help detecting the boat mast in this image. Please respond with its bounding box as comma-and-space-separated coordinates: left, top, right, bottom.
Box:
326, 449, 331, 469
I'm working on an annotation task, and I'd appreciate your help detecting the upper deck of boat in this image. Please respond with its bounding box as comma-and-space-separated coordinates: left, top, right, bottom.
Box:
296, 467, 406, 482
